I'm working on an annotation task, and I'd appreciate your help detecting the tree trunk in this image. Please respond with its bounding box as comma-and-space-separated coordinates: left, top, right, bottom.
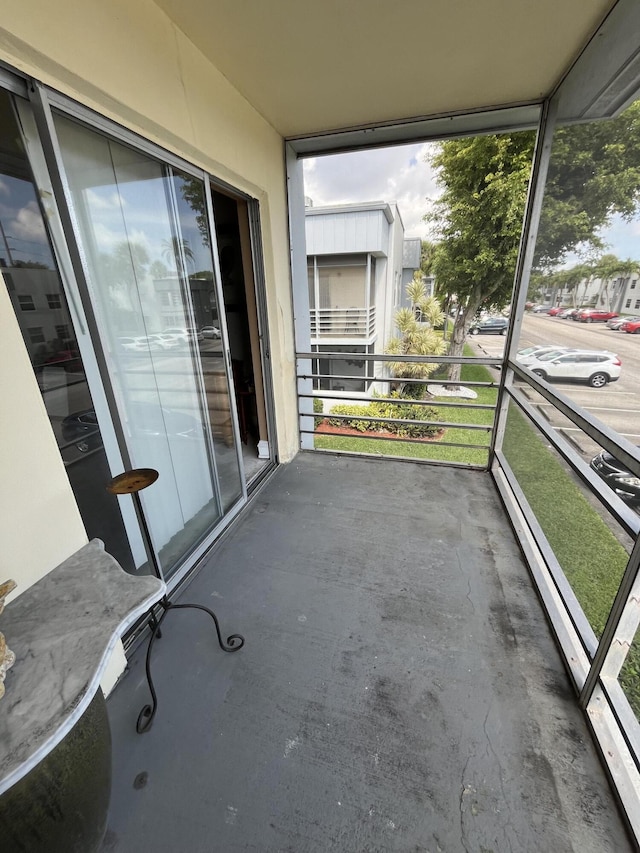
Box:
446, 291, 484, 386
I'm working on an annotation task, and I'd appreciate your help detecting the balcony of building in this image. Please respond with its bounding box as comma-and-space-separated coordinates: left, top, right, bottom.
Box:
309, 305, 377, 340
101, 452, 633, 852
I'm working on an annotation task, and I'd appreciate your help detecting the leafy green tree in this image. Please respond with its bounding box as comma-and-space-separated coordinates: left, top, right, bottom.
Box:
427, 133, 534, 382
426, 100, 640, 382
535, 103, 640, 270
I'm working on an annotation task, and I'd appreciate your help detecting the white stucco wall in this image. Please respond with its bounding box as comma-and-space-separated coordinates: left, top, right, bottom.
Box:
0, 1, 298, 690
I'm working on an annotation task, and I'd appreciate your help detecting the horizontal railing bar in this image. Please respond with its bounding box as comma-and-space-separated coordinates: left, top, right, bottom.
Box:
297, 373, 496, 388
298, 393, 496, 410
507, 386, 640, 539
303, 428, 491, 450
314, 411, 492, 431
307, 447, 486, 470
297, 352, 501, 365
510, 361, 640, 479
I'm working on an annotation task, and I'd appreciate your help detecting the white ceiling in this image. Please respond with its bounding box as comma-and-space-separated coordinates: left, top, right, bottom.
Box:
154, 0, 616, 137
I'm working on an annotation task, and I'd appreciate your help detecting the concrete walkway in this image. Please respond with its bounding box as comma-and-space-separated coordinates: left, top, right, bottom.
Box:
101, 453, 632, 852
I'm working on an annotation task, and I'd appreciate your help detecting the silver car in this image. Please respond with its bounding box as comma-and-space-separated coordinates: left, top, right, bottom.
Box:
527, 349, 622, 387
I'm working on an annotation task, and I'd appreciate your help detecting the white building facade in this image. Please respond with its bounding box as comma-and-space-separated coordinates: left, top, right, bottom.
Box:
305, 201, 419, 394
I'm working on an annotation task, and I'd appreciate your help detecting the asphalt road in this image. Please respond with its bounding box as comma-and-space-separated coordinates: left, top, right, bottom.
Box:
471, 312, 640, 459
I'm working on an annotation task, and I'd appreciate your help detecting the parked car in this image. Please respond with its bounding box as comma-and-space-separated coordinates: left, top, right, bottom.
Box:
559, 308, 578, 319
527, 349, 621, 387
575, 309, 618, 323
62, 404, 204, 454
531, 304, 552, 313
468, 316, 508, 335
147, 333, 181, 349
119, 335, 163, 352
547, 307, 564, 316
516, 345, 571, 365
590, 447, 640, 505
201, 325, 221, 339
622, 319, 640, 334
163, 326, 204, 342
606, 316, 635, 330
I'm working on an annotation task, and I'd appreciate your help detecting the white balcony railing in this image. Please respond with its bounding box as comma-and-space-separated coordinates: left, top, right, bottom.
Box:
309, 306, 376, 338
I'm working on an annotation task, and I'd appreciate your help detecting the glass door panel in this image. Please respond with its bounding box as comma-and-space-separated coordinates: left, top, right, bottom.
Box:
0, 90, 135, 571
53, 116, 241, 578
170, 171, 243, 511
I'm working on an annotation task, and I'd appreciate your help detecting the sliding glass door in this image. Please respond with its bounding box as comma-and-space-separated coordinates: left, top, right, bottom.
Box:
52, 115, 243, 578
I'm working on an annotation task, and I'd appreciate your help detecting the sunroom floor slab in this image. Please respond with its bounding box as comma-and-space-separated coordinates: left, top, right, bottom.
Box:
101, 452, 631, 852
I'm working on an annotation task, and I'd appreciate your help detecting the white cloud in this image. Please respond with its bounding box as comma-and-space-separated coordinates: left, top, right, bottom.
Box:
10, 201, 47, 242
303, 142, 441, 239
86, 188, 126, 210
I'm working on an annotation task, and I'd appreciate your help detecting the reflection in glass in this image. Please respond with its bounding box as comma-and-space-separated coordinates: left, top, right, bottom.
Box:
502, 400, 630, 641
54, 116, 241, 577
0, 91, 134, 571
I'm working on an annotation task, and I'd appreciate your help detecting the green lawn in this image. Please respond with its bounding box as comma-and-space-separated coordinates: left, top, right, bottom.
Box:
502, 404, 638, 713
313, 351, 498, 466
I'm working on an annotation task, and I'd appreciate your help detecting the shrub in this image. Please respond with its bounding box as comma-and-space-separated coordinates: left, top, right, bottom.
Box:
326, 397, 441, 438
313, 396, 324, 427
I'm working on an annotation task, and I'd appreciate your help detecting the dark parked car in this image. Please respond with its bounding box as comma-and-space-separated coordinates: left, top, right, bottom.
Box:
590, 447, 640, 505
468, 316, 508, 335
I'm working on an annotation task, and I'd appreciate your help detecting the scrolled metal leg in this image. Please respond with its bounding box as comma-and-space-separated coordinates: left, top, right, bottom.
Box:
136, 606, 169, 734
169, 603, 245, 652
136, 601, 244, 734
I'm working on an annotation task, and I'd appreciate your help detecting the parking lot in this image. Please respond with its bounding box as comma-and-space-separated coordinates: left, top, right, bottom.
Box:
471, 312, 640, 459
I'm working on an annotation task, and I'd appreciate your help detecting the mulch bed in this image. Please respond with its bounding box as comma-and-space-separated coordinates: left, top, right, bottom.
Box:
315, 420, 446, 442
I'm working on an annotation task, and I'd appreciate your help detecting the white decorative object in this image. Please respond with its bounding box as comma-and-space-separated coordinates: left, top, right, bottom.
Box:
257, 440, 270, 459
0, 580, 17, 700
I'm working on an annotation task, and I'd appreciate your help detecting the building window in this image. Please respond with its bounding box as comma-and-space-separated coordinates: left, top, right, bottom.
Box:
631, 280, 637, 289
18, 294, 35, 311
55, 324, 71, 340
626, 299, 632, 308
27, 326, 45, 344
47, 293, 62, 309
635, 300, 640, 309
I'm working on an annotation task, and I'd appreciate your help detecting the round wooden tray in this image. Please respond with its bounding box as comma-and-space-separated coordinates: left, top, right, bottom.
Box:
106, 468, 159, 495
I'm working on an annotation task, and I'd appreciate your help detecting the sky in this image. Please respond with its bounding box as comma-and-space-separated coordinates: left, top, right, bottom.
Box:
303, 142, 440, 241
303, 143, 640, 265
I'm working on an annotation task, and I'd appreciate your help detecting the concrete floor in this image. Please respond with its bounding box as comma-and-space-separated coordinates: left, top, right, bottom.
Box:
101, 453, 632, 852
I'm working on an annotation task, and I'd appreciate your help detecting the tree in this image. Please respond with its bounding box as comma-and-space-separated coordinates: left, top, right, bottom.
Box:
426, 133, 534, 382
590, 255, 639, 310
162, 236, 195, 270
426, 100, 640, 382
386, 277, 446, 396
535, 103, 640, 270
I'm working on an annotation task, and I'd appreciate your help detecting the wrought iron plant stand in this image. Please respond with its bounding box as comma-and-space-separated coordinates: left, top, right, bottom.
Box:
107, 468, 245, 733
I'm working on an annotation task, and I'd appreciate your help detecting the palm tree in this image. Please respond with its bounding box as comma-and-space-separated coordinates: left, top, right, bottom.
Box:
386, 277, 447, 397
161, 236, 195, 271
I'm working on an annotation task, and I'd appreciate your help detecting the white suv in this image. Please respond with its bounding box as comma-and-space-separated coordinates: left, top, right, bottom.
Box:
527, 349, 621, 387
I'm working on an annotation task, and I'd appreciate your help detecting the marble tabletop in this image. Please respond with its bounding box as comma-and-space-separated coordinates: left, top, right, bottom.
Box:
0, 539, 165, 795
